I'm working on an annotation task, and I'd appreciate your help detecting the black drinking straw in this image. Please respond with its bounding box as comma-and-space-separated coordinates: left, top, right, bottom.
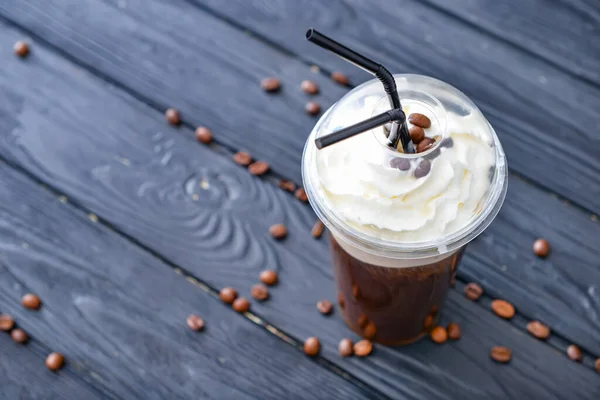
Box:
315, 108, 405, 149
306, 29, 414, 153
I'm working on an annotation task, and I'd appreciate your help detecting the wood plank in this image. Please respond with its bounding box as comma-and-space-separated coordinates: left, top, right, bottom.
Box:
0, 19, 598, 398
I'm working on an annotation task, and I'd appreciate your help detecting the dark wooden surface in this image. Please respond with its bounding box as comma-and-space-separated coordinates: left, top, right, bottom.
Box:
0, 0, 599, 399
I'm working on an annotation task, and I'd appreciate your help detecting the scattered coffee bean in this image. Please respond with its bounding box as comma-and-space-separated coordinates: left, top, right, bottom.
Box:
165, 108, 180, 125
527, 321, 550, 340
567, 344, 582, 362
316, 300, 333, 315
465, 282, 483, 301
232, 297, 250, 313
338, 338, 354, 357
440, 137, 454, 148
251, 284, 269, 301
261, 77, 281, 92
301, 80, 319, 95
390, 157, 410, 171
363, 321, 377, 340
46, 352, 65, 371
269, 224, 287, 240
304, 337, 321, 357
490, 346, 512, 363
595, 358, 600, 373
409, 126, 425, 144
14, 41, 30, 58
353, 340, 373, 357
408, 113, 431, 128
417, 137, 436, 153
414, 159, 431, 178
358, 314, 368, 329
219, 287, 238, 304
233, 151, 252, 166
295, 187, 308, 202
447, 323, 461, 340
279, 180, 296, 193
423, 315, 434, 330
338, 292, 345, 309
331, 71, 350, 86
533, 238, 551, 258
186, 314, 205, 331
311, 220, 325, 238
22, 293, 41, 310
248, 161, 270, 176
430, 326, 448, 344
0, 314, 15, 331
260, 270, 279, 286
11, 328, 29, 344
195, 127, 213, 144
491, 299, 515, 319
305, 101, 321, 116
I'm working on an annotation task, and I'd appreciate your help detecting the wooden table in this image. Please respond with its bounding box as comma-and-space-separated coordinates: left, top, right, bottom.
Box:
0, 1, 598, 398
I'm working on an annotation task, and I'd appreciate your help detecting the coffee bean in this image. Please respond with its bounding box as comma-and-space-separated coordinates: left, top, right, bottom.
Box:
195, 127, 213, 144
423, 315, 434, 330
417, 137, 436, 153
232, 297, 250, 313
0, 314, 15, 331
430, 326, 448, 344
11, 328, 29, 344
233, 151, 252, 166
248, 161, 270, 176
14, 41, 30, 58
279, 180, 296, 193
251, 284, 269, 301
491, 299, 515, 319
338, 338, 353, 357
22, 293, 41, 310
186, 314, 205, 331
45, 352, 65, 371
295, 187, 308, 202
363, 321, 377, 340
260, 270, 278, 286
447, 323, 461, 340
414, 159, 431, 178
440, 138, 454, 148
316, 300, 333, 315
305, 101, 321, 116
409, 126, 425, 144
311, 220, 325, 238
408, 113, 432, 128
165, 108, 180, 125
331, 72, 349, 86
390, 157, 410, 171
304, 337, 321, 357
358, 314, 368, 329
219, 287, 238, 304
490, 346, 512, 363
261, 77, 281, 92
353, 340, 373, 357
465, 282, 483, 301
301, 80, 319, 95
533, 238, 551, 258
338, 292, 345, 309
269, 224, 287, 240
595, 358, 600, 373
567, 344, 582, 362
527, 321, 550, 339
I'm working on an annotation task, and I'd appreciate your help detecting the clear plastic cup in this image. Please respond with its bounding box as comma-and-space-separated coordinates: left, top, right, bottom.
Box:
302, 74, 507, 345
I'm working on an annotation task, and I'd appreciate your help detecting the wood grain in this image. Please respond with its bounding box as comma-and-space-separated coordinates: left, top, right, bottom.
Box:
0, 19, 598, 398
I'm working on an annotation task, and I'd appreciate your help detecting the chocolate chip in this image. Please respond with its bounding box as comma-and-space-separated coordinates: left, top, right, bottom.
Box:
331, 72, 350, 86
219, 287, 238, 304
269, 224, 287, 240
14, 41, 30, 58
527, 321, 550, 340
430, 326, 448, 344
423, 315, 434, 330
490, 346, 512, 363
260, 270, 278, 286
316, 300, 333, 315
279, 180, 296, 193
409, 126, 425, 144
533, 238, 551, 258
195, 127, 213, 144
363, 321, 377, 340
491, 299, 515, 319
165, 108, 180, 125
414, 159, 431, 178
353, 340, 373, 357
390, 157, 410, 171
295, 187, 308, 202
408, 113, 431, 128
233, 151, 252, 166
304, 337, 321, 356
0, 314, 15, 331
358, 314, 368, 329
251, 284, 269, 301
248, 161, 270, 176
417, 137, 436, 153
261, 77, 281, 92
232, 297, 250, 313
338, 338, 353, 357
22, 293, 41, 310
352, 284, 360, 299
465, 282, 483, 301
440, 138, 454, 148
447, 323, 461, 340
301, 80, 319, 95
311, 220, 325, 238
567, 344, 582, 362
186, 314, 205, 331
305, 101, 321, 116
11, 328, 29, 344
45, 352, 65, 371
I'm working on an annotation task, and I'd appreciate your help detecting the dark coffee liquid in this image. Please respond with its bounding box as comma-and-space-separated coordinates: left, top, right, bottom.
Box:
331, 236, 465, 345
